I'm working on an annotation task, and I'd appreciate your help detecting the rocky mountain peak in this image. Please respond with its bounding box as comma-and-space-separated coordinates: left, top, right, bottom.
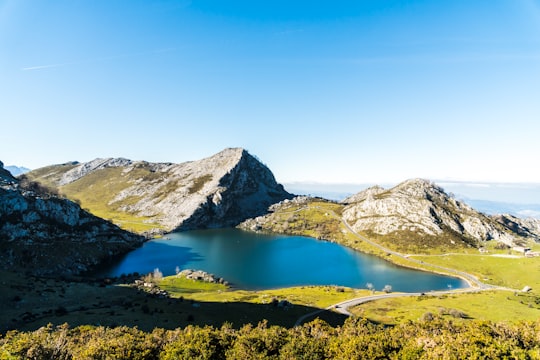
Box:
27, 148, 293, 233
393, 178, 446, 199
342, 178, 519, 249
342, 185, 386, 204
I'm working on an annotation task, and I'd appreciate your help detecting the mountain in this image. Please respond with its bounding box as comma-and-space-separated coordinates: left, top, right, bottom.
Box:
492, 214, 540, 242
4, 165, 31, 176
460, 198, 540, 219
0, 161, 145, 276
26, 148, 293, 233
0, 161, 17, 184
341, 179, 532, 251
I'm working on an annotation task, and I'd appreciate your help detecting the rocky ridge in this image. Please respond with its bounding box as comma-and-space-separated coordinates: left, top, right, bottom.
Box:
341, 179, 527, 247
492, 214, 540, 242
27, 148, 293, 232
0, 162, 145, 276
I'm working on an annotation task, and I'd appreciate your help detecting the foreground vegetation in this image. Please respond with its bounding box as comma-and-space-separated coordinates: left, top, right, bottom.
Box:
3, 317, 540, 359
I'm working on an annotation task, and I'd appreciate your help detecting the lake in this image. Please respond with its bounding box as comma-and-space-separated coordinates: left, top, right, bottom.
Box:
96, 229, 467, 291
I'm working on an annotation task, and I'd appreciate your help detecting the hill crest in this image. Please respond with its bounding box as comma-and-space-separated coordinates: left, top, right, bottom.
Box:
342, 178, 523, 248
27, 148, 293, 233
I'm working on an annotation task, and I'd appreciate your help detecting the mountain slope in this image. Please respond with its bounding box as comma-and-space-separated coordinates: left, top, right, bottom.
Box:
26, 148, 293, 233
0, 161, 144, 276
341, 179, 527, 252
4, 165, 31, 176
492, 214, 540, 242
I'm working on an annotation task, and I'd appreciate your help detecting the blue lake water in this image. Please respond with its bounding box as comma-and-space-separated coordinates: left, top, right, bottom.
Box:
96, 229, 467, 291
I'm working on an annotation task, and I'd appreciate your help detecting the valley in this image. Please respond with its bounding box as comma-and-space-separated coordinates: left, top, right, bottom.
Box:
2, 149, 540, 348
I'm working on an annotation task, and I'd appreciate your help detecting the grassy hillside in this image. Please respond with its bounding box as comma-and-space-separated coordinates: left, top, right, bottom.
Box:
27, 165, 167, 234
24, 163, 78, 188
59, 167, 166, 233
352, 290, 540, 325
410, 251, 540, 289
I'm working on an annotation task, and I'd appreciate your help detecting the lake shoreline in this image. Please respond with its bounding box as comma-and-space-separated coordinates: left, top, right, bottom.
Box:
93, 228, 468, 292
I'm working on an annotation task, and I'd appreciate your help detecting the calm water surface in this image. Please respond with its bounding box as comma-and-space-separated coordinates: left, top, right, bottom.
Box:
97, 229, 467, 291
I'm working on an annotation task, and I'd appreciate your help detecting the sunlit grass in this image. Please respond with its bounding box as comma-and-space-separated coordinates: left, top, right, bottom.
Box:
59, 167, 165, 233
159, 275, 370, 308
159, 275, 228, 293
351, 290, 540, 325
411, 253, 540, 289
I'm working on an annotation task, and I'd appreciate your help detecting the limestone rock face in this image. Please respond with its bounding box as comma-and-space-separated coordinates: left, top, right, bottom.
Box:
342, 179, 518, 246
59, 158, 132, 185
28, 148, 293, 232
492, 214, 540, 242
0, 161, 145, 276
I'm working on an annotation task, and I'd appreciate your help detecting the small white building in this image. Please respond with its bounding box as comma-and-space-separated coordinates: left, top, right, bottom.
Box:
512, 246, 531, 255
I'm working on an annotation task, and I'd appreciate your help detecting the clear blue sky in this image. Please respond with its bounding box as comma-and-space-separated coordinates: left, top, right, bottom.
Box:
1, 0, 539, 183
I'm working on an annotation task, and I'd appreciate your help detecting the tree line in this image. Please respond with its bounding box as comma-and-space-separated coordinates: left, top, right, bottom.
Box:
2, 316, 540, 359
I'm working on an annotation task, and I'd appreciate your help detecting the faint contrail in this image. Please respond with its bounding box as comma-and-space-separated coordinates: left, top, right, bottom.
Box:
21, 48, 176, 71
22, 63, 74, 71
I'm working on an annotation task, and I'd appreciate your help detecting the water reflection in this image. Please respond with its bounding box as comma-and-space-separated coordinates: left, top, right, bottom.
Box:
96, 229, 467, 291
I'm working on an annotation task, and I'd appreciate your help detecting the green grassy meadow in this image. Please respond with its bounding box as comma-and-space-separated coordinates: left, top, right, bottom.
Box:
352, 290, 540, 325
159, 275, 370, 309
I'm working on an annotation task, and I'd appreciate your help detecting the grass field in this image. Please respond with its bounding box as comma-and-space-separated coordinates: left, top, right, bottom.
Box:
410, 253, 540, 289
0, 271, 347, 333
159, 275, 370, 309
351, 290, 540, 325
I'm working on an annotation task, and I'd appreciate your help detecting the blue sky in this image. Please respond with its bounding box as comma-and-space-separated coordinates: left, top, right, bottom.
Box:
1, 0, 539, 184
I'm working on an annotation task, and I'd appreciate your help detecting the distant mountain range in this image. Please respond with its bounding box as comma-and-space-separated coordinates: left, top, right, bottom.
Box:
4, 165, 31, 176
285, 181, 540, 219
461, 199, 540, 219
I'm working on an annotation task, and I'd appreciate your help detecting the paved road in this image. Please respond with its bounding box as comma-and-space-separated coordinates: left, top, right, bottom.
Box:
294, 287, 484, 326
293, 207, 509, 326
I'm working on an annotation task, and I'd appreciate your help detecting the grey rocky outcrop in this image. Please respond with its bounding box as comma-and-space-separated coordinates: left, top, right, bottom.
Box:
59, 157, 133, 185
0, 161, 145, 276
341, 178, 518, 246
178, 269, 228, 285
31, 148, 293, 232
492, 214, 540, 242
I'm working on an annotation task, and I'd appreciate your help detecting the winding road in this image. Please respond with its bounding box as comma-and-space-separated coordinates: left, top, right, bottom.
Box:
294, 208, 509, 326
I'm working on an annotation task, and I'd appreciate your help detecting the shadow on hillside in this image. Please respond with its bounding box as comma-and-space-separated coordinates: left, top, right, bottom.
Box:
1, 272, 348, 333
